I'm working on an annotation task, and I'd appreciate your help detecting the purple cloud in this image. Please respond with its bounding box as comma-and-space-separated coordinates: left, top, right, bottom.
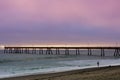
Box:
0, 0, 120, 45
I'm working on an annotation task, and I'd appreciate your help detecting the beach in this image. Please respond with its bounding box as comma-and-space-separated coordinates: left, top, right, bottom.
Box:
0, 50, 120, 79
1, 65, 120, 80
0, 50, 120, 80
1, 0, 120, 79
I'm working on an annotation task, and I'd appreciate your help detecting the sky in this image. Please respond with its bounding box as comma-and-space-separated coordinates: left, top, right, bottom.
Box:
0, 0, 120, 45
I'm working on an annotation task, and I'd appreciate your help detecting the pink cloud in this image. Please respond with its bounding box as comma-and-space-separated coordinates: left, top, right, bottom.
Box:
0, 0, 120, 28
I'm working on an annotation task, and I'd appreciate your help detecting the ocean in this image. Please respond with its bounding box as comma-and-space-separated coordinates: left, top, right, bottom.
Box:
0, 49, 120, 79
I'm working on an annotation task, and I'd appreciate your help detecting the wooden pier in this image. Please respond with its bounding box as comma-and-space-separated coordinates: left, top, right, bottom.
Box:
4, 46, 120, 57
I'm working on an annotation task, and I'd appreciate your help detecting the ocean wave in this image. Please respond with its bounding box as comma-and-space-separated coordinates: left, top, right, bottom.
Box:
0, 60, 15, 63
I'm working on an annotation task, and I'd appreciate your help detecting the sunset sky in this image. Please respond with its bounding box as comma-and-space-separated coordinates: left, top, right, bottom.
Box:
0, 0, 120, 45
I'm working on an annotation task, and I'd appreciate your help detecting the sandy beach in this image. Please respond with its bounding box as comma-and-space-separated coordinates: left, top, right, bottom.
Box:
1, 65, 120, 80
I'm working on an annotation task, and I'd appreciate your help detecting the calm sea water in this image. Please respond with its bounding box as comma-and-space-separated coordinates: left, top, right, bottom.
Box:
0, 49, 120, 78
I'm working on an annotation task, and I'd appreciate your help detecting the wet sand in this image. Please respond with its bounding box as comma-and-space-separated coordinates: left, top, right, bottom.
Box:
1, 65, 120, 80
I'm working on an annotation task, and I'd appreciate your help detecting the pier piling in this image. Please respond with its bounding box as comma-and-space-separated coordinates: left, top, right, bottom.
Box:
65, 48, 69, 55
76, 48, 80, 55
46, 48, 53, 55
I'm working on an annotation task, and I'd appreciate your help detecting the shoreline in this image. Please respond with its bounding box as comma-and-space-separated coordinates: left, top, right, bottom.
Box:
1, 65, 120, 80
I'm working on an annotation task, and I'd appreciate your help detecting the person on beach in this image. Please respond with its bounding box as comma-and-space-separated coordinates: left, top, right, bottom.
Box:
97, 61, 99, 67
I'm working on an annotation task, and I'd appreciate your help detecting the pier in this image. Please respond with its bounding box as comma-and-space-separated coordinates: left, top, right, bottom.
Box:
4, 47, 120, 56
3, 46, 120, 57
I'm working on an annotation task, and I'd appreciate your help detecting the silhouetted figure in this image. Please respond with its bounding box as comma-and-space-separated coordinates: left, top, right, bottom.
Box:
97, 61, 99, 67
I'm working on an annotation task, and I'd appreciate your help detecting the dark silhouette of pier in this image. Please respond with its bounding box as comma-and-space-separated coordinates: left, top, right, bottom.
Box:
4, 46, 120, 57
